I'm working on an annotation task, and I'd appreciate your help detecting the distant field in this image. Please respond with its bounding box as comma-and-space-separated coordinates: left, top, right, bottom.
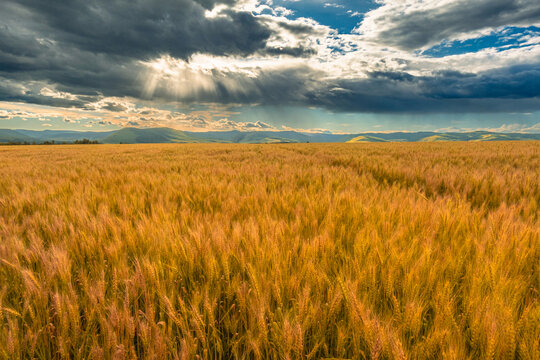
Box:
0, 143, 538, 359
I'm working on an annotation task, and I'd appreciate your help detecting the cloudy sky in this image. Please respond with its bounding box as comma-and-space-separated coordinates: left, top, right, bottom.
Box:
1, 0, 540, 133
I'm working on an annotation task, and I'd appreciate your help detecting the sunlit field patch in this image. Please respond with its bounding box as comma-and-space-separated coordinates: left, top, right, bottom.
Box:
0, 143, 538, 359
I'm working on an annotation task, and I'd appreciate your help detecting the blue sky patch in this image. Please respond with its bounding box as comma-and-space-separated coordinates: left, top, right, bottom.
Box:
423, 26, 540, 57
273, 0, 377, 33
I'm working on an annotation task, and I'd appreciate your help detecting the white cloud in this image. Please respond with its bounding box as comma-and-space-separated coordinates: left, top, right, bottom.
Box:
40, 87, 79, 100
436, 122, 540, 133
324, 3, 344, 9
0, 110, 10, 119
354, 0, 540, 50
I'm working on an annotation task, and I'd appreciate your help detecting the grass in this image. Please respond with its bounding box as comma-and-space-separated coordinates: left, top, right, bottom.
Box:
0, 142, 538, 359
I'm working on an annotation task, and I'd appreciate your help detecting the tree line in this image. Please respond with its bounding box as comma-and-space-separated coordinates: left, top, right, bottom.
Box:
0, 139, 99, 145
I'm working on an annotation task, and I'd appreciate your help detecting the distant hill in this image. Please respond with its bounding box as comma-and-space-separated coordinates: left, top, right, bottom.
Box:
419, 131, 540, 142
347, 135, 388, 143
0, 129, 36, 143
101, 127, 198, 144
1, 128, 540, 144
185, 130, 312, 143
15, 129, 116, 142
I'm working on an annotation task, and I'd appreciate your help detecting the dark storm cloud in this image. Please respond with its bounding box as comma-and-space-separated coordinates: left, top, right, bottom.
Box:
137, 61, 540, 113
307, 65, 540, 113
0, 46, 144, 107
359, 0, 540, 50
1, 0, 540, 116
423, 66, 540, 99
3, 54, 539, 115
0, 78, 88, 108
261, 46, 316, 57
276, 21, 325, 36
4, 0, 272, 60
146, 65, 322, 105
0, 0, 315, 108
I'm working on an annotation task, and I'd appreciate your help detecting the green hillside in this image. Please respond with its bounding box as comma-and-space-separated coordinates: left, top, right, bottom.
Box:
15, 129, 115, 142
0, 129, 36, 143
347, 135, 388, 143
420, 132, 540, 142
101, 127, 198, 144
187, 131, 310, 143
3, 127, 540, 144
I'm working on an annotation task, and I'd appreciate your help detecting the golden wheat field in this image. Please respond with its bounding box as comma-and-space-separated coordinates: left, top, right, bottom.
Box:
0, 142, 539, 359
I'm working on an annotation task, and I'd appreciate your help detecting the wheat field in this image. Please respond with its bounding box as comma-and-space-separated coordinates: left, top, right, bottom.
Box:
0, 142, 538, 359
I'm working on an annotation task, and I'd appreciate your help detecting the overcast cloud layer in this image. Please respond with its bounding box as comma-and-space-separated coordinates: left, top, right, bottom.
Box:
1, 0, 540, 131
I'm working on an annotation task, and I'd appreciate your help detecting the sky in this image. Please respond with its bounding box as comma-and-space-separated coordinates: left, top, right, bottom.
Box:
1, 0, 540, 133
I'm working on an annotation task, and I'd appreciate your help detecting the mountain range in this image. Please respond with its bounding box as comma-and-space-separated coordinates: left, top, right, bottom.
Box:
1, 127, 540, 144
